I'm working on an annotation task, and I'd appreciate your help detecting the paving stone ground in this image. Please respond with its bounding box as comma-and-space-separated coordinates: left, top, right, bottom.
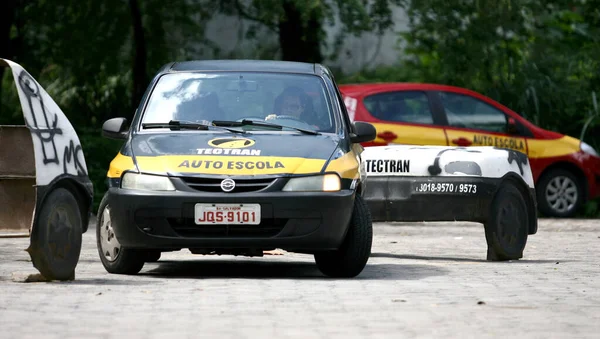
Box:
1, 217, 599, 338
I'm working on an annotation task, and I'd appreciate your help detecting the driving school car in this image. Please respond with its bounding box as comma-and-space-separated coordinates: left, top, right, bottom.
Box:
340, 83, 600, 218
361, 145, 538, 260
97, 60, 377, 278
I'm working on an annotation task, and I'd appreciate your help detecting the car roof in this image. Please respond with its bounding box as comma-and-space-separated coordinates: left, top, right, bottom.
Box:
338, 82, 478, 96
162, 59, 323, 75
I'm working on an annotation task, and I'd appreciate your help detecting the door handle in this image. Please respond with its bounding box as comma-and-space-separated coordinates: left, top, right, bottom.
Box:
451, 137, 473, 146
377, 131, 398, 142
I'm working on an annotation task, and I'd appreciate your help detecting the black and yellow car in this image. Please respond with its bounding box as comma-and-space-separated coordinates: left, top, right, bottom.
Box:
97, 60, 377, 278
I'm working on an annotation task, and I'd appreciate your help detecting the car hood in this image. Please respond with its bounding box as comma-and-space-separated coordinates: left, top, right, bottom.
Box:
130, 132, 341, 176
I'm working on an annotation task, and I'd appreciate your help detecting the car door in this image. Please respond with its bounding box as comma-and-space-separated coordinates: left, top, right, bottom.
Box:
435, 91, 529, 154
359, 90, 448, 146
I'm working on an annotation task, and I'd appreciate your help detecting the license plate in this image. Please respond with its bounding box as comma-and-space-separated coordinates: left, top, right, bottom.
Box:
194, 203, 261, 225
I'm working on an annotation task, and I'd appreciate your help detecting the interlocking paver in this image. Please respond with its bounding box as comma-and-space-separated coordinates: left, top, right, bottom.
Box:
1, 218, 599, 338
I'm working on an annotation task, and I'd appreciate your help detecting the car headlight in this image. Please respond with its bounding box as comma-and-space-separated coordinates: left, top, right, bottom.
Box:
581, 142, 599, 157
282, 174, 341, 192
121, 172, 175, 191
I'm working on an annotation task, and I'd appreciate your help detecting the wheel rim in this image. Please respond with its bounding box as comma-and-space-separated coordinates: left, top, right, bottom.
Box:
100, 206, 121, 262
545, 176, 578, 213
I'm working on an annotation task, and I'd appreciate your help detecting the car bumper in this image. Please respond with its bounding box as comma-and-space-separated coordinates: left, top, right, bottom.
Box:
107, 188, 355, 252
363, 175, 537, 233
585, 155, 600, 199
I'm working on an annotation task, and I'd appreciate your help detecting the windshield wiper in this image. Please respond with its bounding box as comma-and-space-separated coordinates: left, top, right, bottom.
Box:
213, 119, 320, 135
142, 120, 245, 134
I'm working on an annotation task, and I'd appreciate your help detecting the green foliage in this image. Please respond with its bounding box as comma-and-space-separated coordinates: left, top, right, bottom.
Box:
76, 128, 124, 212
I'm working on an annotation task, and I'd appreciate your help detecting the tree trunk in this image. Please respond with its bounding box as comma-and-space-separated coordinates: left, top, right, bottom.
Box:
278, 0, 323, 63
128, 0, 147, 114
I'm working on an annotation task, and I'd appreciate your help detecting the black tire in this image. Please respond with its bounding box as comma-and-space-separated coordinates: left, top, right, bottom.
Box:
484, 182, 529, 261
96, 193, 145, 274
536, 168, 583, 218
27, 187, 83, 281
314, 194, 373, 278
144, 251, 161, 262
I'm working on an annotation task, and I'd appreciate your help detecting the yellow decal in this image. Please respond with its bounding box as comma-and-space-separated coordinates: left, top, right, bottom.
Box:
527, 135, 581, 159
107, 153, 136, 178
372, 122, 448, 146
208, 137, 255, 149
325, 151, 360, 179
135, 155, 326, 175
472, 134, 526, 151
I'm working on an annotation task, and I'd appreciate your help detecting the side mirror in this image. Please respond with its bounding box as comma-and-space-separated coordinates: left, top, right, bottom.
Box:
350, 121, 376, 143
507, 117, 518, 135
102, 117, 129, 140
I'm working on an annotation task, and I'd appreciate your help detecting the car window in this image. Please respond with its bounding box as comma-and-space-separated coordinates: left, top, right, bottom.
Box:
141, 72, 336, 133
362, 91, 434, 125
439, 92, 507, 133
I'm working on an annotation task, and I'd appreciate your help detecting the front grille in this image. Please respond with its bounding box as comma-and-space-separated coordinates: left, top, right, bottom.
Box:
180, 177, 276, 193
168, 218, 287, 237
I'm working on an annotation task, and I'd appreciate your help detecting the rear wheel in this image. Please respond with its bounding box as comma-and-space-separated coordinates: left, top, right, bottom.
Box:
96, 193, 145, 274
536, 168, 583, 218
314, 194, 373, 278
484, 182, 529, 261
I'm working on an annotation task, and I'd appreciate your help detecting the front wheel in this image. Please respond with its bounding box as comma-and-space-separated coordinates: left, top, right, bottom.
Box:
484, 182, 529, 261
27, 187, 83, 281
96, 193, 146, 274
314, 194, 373, 278
536, 168, 583, 218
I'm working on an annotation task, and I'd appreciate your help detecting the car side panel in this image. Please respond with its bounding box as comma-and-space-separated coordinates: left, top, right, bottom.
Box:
342, 91, 449, 147
444, 127, 529, 154
364, 122, 449, 147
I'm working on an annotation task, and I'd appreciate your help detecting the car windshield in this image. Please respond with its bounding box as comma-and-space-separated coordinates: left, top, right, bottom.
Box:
140, 71, 337, 133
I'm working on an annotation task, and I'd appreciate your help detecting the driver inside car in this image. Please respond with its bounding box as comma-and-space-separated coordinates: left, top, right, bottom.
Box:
265, 86, 319, 128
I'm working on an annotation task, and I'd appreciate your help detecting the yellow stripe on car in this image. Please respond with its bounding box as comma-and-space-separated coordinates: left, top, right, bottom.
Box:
134, 155, 328, 176
325, 152, 360, 179
107, 153, 136, 178
527, 136, 581, 159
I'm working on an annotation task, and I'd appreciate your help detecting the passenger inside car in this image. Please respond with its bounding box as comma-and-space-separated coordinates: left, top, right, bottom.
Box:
174, 91, 227, 123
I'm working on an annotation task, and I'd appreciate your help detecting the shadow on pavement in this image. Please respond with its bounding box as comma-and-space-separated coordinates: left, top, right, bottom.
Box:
60, 279, 151, 286
1, 273, 152, 285
139, 259, 449, 281
371, 252, 570, 264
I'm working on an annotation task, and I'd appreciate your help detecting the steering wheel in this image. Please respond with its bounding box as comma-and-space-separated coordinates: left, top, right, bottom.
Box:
270, 115, 305, 122
268, 115, 317, 131
237, 116, 266, 122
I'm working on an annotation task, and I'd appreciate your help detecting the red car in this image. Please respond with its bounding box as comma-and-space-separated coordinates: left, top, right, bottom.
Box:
340, 83, 600, 218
